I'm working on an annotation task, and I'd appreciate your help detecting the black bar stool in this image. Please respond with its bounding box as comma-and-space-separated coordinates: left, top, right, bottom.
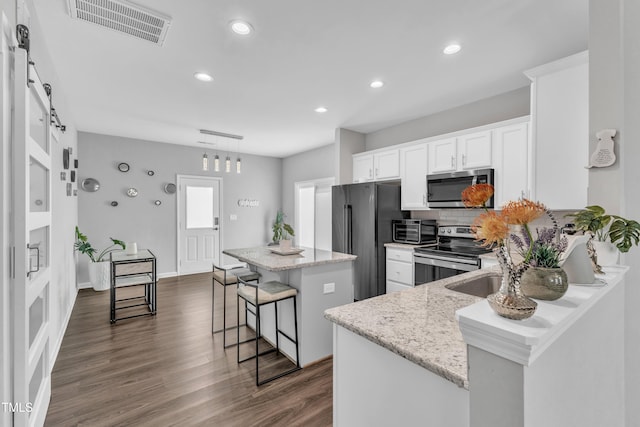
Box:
236, 277, 301, 386
212, 264, 260, 348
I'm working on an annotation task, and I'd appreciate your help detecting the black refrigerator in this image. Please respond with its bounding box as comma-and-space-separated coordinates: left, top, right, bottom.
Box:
332, 182, 406, 301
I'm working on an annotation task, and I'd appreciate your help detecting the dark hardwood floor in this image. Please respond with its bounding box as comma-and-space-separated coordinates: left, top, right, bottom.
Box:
45, 273, 333, 426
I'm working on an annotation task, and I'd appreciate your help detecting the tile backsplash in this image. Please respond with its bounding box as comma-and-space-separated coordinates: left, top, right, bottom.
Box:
411, 209, 577, 232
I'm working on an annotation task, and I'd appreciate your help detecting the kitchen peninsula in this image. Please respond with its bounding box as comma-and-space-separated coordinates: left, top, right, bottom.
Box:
325, 266, 627, 427
223, 246, 356, 367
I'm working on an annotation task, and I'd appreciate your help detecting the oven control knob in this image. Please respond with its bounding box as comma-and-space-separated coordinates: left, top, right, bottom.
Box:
446, 229, 452, 234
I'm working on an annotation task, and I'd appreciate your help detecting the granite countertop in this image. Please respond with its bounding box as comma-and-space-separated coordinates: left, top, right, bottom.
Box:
325, 268, 499, 389
223, 246, 357, 272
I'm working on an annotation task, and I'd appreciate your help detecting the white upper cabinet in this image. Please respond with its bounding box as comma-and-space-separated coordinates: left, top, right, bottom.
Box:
353, 148, 400, 182
374, 149, 400, 180
525, 51, 588, 210
400, 142, 429, 210
492, 121, 530, 207
457, 130, 492, 170
428, 138, 457, 173
353, 153, 374, 182
428, 133, 492, 174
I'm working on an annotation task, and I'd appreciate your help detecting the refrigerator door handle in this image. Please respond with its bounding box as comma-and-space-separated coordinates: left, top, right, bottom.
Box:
346, 204, 353, 254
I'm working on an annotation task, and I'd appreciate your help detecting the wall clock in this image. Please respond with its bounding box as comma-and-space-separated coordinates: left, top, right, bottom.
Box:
118, 162, 130, 172
126, 187, 138, 197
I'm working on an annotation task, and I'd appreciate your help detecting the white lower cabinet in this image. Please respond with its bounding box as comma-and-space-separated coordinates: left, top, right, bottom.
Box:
386, 247, 414, 294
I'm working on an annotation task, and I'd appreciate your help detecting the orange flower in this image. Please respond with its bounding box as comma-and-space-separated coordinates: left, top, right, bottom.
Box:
501, 199, 546, 225
462, 184, 494, 208
472, 211, 510, 247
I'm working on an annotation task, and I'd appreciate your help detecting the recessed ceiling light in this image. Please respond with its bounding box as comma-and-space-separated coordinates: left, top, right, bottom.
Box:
194, 72, 213, 82
230, 20, 253, 35
443, 44, 461, 55
370, 80, 384, 89
315, 107, 328, 113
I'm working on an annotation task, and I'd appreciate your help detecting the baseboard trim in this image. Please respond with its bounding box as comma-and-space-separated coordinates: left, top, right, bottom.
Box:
77, 281, 93, 289
158, 271, 178, 279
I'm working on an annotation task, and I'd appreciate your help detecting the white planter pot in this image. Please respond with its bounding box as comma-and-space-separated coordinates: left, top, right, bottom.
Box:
592, 240, 619, 266
279, 239, 292, 251
89, 261, 111, 291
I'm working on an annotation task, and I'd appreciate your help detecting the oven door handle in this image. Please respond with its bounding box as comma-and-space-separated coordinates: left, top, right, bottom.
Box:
414, 253, 479, 270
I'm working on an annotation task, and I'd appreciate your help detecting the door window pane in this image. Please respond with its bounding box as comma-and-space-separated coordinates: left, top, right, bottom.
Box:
29, 288, 47, 347
29, 88, 49, 153
186, 186, 213, 229
30, 157, 49, 212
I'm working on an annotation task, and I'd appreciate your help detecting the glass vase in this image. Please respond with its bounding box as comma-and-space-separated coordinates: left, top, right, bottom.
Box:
486, 247, 537, 320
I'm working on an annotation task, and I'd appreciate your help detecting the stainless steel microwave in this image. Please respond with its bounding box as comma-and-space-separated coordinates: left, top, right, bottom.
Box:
426, 168, 495, 208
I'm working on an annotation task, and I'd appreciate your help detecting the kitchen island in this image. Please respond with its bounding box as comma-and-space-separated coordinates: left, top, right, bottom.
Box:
223, 246, 356, 367
325, 266, 627, 427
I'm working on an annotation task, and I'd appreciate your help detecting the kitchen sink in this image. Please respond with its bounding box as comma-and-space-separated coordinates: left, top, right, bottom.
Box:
445, 275, 502, 298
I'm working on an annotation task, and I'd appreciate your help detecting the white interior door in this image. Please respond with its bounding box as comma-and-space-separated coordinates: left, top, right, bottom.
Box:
295, 178, 334, 251
178, 176, 221, 275
11, 45, 53, 426
0, 12, 15, 427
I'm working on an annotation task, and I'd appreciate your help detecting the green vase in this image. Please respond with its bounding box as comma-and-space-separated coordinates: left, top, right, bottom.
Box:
520, 267, 569, 301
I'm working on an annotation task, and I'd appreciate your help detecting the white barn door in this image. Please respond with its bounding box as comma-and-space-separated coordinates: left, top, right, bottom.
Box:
11, 43, 53, 426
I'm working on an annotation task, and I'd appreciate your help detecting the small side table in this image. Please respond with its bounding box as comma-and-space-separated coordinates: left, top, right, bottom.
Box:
110, 249, 157, 324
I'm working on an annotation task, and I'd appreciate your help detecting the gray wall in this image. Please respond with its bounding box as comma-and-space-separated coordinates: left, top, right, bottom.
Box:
77, 132, 282, 281
365, 87, 530, 150
282, 143, 334, 226
335, 128, 365, 184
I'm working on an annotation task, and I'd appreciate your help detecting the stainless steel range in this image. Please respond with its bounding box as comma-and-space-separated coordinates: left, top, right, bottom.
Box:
413, 225, 491, 285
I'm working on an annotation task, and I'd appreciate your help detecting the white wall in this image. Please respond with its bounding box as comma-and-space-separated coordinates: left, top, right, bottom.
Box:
365, 87, 530, 151
588, 1, 640, 425
282, 143, 334, 228
77, 132, 282, 281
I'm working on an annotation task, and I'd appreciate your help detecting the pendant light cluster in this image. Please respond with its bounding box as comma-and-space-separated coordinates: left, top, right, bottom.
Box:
199, 129, 243, 174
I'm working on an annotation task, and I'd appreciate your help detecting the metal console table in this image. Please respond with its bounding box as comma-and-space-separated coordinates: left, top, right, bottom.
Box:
110, 249, 157, 323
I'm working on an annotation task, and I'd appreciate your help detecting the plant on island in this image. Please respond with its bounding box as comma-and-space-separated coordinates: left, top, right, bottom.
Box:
272, 211, 295, 243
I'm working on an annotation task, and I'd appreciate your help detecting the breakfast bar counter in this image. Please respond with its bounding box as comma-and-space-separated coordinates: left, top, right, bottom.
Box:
325, 265, 628, 427
223, 246, 356, 367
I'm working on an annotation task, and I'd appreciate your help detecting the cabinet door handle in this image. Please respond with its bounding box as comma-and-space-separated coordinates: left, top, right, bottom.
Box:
369, 168, 373, 178
375, 168, 379, 177
450, 156, 455, 168
423, 194, 426, 205
462, 154, 466, 166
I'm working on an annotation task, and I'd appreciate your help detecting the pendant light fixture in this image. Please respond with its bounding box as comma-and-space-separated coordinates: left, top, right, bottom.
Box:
199, 128, 244, 174
235, 140, 241, 174
202, 153, 209, 171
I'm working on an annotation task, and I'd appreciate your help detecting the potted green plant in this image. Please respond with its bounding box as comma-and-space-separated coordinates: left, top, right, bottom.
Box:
272, 211, 295, 250
566, 205, 640, 266
519, 228, 569, 300
75, 226, 125, 291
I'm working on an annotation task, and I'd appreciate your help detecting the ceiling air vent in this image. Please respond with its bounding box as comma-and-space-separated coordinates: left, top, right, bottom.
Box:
67, 0, 172, 46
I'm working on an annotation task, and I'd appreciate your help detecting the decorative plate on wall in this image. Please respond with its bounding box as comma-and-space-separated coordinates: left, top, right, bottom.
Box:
118, 162, 130, 172
81, 178, 100, 192
126, 187, 138, 197
164, 183, 176, 194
